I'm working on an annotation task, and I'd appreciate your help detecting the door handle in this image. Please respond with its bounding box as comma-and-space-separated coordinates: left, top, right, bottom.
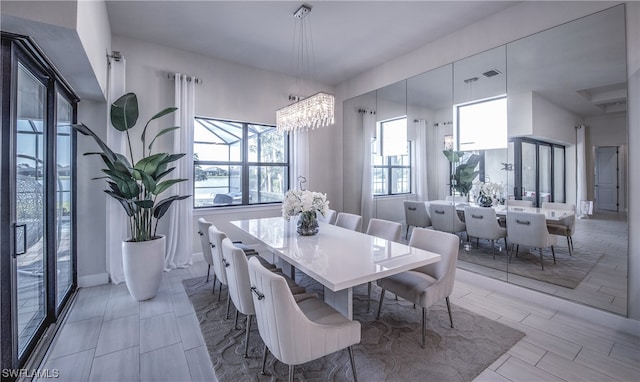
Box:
14, 223, 27, 257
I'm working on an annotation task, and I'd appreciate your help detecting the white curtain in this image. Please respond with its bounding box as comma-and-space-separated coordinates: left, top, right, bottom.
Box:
360, 112, 376, 229
413, 119, 430, 201
291, 130, 309, 190
165, 73, 195, 270
576, 125, 588, 217
106, 58, 127, 284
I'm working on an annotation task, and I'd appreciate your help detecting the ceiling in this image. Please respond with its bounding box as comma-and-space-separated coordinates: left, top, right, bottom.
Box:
105, 1, 518, 86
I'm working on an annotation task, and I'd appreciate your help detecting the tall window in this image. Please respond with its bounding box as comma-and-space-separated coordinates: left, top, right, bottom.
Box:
456, 96, 507, 151
372, 117, 411, 195
193, 117, 289, 207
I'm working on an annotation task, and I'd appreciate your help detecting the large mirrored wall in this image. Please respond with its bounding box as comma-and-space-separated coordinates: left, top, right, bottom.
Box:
343, 5, 628, 315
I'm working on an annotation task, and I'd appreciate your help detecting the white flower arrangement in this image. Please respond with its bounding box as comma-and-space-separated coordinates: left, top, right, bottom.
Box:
282, 189, 330, 221
478, 181, 505, 198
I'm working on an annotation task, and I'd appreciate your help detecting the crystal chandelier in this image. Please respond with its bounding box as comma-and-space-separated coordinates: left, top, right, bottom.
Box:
276, 4, 335, 134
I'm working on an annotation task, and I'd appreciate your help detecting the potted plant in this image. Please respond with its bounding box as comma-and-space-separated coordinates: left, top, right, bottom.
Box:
74, 93, 190, 300
443, 149, 480, 200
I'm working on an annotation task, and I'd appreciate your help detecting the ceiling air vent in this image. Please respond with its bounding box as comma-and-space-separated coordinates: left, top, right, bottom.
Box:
482, 69, 501, 78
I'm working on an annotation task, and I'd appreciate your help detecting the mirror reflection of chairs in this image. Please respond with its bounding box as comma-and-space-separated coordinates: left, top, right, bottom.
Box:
506, 211, 557, 270
542, 202, 576, 255
463, 206, 507, 259
429, 203, 466, 240
403, 201, 431, 240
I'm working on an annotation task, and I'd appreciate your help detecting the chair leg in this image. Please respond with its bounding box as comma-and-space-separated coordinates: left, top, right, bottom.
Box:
212, 274, 217, 294
376, 289, 386, 319
218, 282, 223, 301
244, 315, 252, 358
206, 265, 210, 282
551, 245, 556, 264
569, 236, 574, 251
288, 365, 295, 382
348, 346, 358, 382
567, 236, 572, 255
421, 307, 426, 349
367, 282, 372, 312
491, 239, 496, 260
476, 237, 479, 248
515, 244, 519, 258
406, 225, 410, 240
539, 248, 544, 270
261, 345, 269, 375
445, 297, 454, 328
234, 309, 239, 329
225, 293, 231, 319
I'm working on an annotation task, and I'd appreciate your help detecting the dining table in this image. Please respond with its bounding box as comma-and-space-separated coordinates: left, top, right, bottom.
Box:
429, 200, 575, 222
231, 217, 441, 320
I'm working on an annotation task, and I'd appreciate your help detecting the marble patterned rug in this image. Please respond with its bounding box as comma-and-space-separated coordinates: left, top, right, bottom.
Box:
183, 274, 525, 382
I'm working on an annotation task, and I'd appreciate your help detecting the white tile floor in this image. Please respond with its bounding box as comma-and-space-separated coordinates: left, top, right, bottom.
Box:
37, 255, 639, 382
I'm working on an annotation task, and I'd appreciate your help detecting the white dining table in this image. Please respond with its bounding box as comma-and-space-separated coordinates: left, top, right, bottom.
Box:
429, 200, 574, 222
231, 217, 441, 320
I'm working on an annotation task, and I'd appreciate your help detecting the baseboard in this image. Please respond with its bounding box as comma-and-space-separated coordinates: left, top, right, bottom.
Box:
456, 268, 640, 336
78, 272, 109, 287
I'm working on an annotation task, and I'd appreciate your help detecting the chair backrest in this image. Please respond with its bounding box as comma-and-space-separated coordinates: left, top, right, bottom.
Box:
221, 238, 255, 316
506, 211, 554, 248
247, 256, 315, 365
404, 201, 431, 229
506, 199, 534, 207
317, 209, 337, 225
208, 225, 229, 285
408, 228, 459, 299
197, 218, 214, 267
541, 201, 576, 231
366, 218, 402, 242
428, 203, 465, 234
335, 212, 363, 232
463, 206, 504, 240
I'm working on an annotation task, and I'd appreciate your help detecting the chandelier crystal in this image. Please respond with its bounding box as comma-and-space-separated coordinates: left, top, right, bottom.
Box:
276, 4, 334, 134
276, 92, 335, 133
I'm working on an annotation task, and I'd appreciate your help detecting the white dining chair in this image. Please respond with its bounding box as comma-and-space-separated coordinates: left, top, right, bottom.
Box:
428, 203, 466, 239
196, 218, 216, 292
335, 212, 363, 232
506, 211, 557, 270
506, 199, 534, 208
463, 206, 507, 259
317, 209, 337, 225
403, 201, 431, 240
542, 201, 576, 255
248, 257, 360, 382
376, 228, 459, 348
365, 218, 402, 310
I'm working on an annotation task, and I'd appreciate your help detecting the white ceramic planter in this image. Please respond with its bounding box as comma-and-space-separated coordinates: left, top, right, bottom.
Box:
122, 235, 165, 301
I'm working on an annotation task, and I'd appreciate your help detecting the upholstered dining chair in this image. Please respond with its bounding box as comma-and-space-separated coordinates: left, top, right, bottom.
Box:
428, 203, 466, 240
317, 209, 337, 225
335, 212, 363, 232
542, 201, 576, 255
365, 218, 402, 310
506, 211, 557, 270
505, 199, 534, 208
403, 201, 431, 240
463, 206, 507, 259
248, 257, 360, 382
376, 228, 459, 348
197, 218, 216, 292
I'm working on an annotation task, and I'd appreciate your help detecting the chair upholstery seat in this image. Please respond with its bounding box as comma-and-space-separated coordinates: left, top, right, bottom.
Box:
297, 297, 357, 326
546, 223, 569, 236
377, 271, 437, 307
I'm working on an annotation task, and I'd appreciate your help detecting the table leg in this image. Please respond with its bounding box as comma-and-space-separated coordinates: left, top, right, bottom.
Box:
323, 287, 353, 320
277, 260, 296, 281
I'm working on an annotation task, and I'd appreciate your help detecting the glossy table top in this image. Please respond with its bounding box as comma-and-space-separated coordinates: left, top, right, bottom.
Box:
231, 217, 441, 292
429, 201, 574, 221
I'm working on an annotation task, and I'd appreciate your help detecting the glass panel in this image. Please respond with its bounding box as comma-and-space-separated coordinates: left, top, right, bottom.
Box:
539, 144, 552, 206
457, 97, 507, 151
193, 165, 242, 207
372, 168, 387, 195
553, 146, 565, 202
248, 124, 286, 163
16, 63, 47, 356
391, 168, 410, 194
194, 119, 242, 162
248, 166, 287, 203
56, 93, 73, 307
521, 141, 536, 205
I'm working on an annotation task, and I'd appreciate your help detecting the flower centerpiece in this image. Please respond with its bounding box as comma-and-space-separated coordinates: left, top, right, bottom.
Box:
282, 189, 329, 236
477, 182, 505, 207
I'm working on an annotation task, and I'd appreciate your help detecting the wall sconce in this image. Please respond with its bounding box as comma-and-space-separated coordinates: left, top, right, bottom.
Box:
443, 135, 454, 150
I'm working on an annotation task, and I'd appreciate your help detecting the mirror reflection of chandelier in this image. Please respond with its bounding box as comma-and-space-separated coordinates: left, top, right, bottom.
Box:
276, 4, 335, 134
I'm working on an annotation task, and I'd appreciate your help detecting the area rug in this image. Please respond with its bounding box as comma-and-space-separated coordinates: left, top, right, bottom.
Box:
183, 274, 525, 382
457, 240, 603, 289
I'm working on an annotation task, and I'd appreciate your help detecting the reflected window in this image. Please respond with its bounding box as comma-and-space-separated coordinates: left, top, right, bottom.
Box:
372, 117, 411, 196
456, 96, 507, 151
193, 117, 289, 207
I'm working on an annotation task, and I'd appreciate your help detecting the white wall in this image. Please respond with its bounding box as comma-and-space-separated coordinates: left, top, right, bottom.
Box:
75, 0, 111, 98
532, 94, 580, 144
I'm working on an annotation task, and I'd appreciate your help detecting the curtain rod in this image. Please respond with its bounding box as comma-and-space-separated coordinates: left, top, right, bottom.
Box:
433, 121, 452, 127
358, 109, 375, 114
167, 73, 203, 85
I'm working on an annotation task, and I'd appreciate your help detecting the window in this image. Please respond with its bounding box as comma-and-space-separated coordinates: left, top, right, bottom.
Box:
456, 96, 507, 151
193, 117, 289, 207
372, 117, 411, 195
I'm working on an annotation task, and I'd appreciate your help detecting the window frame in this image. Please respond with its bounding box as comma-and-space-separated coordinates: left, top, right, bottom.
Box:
373, 117, 412, 196
193, 117, 290, 208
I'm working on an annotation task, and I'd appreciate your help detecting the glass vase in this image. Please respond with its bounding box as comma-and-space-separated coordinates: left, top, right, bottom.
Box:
297, 211, 319, 236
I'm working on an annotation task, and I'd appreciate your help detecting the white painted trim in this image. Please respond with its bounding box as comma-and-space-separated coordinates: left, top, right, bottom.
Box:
77, 272, 109, 287
192, 203, 282, 217
456, 268, 640, 336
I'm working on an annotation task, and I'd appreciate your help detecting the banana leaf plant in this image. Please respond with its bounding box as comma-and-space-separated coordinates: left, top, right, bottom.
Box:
74, 92, 190, 242
443, 149, 480, 197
